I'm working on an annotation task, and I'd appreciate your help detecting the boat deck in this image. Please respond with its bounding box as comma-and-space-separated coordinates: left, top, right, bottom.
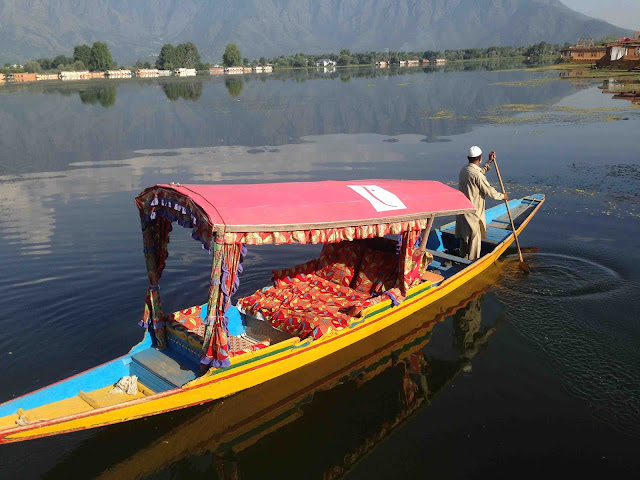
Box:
130, 348, 199, 393
438, 196, 540, 255
0, 382, 153, 430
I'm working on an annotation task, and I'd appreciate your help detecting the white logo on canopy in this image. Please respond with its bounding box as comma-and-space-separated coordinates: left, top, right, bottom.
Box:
347, 185, 407, 212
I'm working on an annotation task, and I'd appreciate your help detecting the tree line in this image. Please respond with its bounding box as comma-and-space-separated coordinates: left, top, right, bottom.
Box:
2, 42, 114, 74
0, 39, 583, 75
260, 42, 570, 68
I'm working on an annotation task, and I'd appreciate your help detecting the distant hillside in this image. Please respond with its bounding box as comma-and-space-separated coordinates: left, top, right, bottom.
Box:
0, 0, 632, 63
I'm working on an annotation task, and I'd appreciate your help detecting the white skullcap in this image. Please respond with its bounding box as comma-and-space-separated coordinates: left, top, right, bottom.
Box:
468, 146, 482, 158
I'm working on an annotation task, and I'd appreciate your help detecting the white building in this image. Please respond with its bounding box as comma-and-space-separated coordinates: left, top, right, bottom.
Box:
106, 70, 132, 78
136, 69, 159, 77
315, 59, 336, 67
225, 66, 244, 75
175, 68, 197, 77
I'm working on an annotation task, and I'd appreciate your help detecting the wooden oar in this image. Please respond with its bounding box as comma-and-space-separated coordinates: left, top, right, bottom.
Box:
491, 152, 530, 274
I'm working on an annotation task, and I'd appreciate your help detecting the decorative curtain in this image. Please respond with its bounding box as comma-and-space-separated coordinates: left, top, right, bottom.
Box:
201, 241, 247, 368
398, 230, 429, 295
222, 219, 429, 245
139, 216, 173, 349
136, 187, 215, 350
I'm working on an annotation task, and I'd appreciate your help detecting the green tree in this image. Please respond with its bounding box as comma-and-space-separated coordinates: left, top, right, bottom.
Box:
223, 44, 242, 67
156, 44, 177, 70
175, 42, 201, 68
88, 42, 114, 71
71, 60, 85, 71
54, 54, 73, 66
338, 55, 351, 66
24, 61, 42, 73
73, 45, 92, 66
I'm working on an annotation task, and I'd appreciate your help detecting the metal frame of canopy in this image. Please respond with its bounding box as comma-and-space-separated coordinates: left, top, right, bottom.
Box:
135, 180, 474, 369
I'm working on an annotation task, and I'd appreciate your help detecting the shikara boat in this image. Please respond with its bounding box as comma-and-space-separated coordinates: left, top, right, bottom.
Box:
0, 180, 544, 443
90, 266, 501, 480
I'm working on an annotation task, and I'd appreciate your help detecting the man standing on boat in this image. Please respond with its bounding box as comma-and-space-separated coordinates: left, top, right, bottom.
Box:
455, 146, 507, 261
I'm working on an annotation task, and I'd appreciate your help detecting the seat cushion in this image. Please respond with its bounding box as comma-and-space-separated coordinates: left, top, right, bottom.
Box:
272, 258, 319, 286
238, 273, 368, 340
316, 241, 363, 287
351, 247, 398, 295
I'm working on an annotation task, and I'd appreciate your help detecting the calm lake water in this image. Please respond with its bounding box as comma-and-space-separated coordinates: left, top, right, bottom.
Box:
0, 64, 639, 478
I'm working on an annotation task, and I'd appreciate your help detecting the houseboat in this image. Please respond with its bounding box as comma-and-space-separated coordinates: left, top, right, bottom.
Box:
136, 69, 158, 78
106, 70, 132, 78
560, 38, 606, 63
225, 66, 244, 75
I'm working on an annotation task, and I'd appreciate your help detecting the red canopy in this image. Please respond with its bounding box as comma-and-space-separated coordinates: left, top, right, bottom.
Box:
137, 180, 473, 246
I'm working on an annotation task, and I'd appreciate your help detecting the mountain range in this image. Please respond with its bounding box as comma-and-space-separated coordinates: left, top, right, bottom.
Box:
0, 0, 632, 63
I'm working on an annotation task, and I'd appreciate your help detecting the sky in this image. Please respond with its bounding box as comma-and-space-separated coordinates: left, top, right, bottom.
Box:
561, 0, 640, 31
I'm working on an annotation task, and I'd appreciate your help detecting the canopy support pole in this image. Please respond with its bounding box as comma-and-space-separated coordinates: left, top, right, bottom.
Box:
202, 240, 224, 369
419, 217, 434, 251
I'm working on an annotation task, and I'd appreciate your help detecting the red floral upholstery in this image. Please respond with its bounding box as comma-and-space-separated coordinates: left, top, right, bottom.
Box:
165, 305, 205, 336
272, 258, 319, 286
351, 247, 398, 295
272, 308, 351, 340
237, 237, 421, 339
402, 247, 433, 291
346, 287, 405, 317
238, 273, 369, 339
316, 241, 363, 287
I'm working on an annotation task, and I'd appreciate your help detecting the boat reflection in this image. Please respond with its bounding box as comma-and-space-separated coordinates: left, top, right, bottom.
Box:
45, 265, 503, 479
599, 79, 640, 105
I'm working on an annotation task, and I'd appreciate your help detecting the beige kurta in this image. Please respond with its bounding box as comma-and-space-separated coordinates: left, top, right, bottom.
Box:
455, 162, 505, 240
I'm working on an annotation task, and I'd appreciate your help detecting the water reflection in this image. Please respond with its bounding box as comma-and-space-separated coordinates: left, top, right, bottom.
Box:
225, 78, 243, 98
0, 64, 590, 176
42, 267, 501, 480
0, 137, 410, 256
162, 81, 203, 102
600, 78, 640, 105
453, 297, 483, 359
78, 85, 117, 107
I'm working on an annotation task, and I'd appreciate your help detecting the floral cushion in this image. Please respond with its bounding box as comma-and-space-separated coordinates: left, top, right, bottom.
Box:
238, 273, 369, 339
271, 308, 350, 340
165, 305, 205, 336
272, 258, 319, 286
315, 241, 363, 287
346, 288, 405, 317
402, 247, 434, 291
238, 286, 293, 318
351, 248, 398, 295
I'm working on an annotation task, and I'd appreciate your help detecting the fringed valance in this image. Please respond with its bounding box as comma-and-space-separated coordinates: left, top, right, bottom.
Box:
222, 219, 430, 245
